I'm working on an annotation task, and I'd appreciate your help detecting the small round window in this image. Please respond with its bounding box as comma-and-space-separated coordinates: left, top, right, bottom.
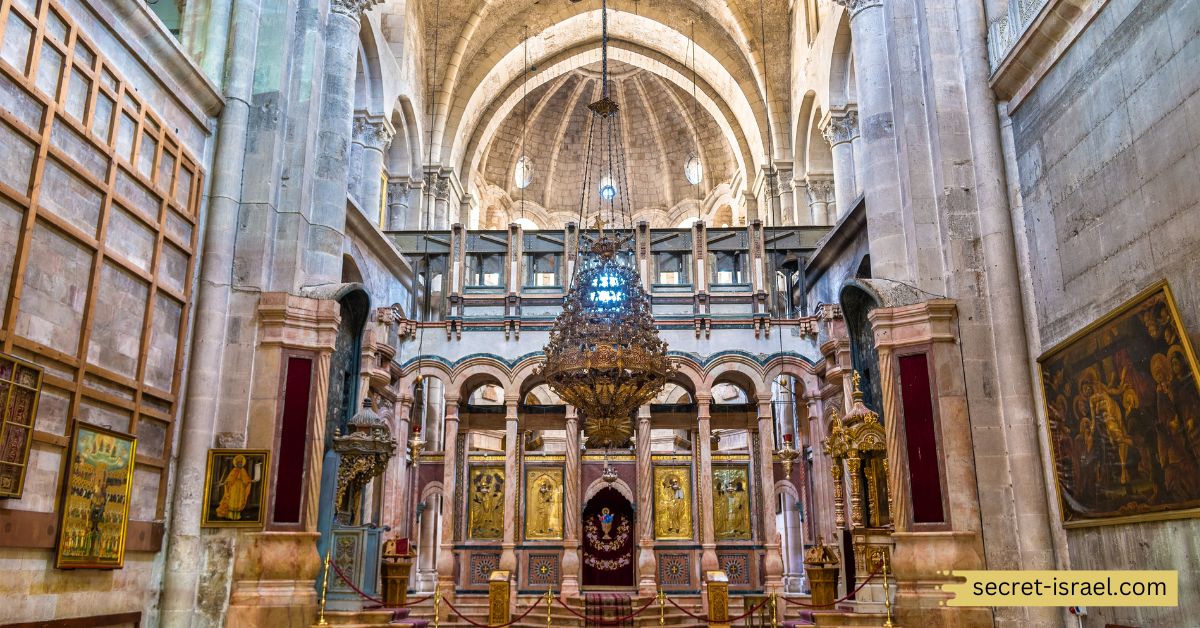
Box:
514, 155, 534, 189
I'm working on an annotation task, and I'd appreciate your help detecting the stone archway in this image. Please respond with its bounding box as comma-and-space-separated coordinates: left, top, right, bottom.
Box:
581, 486, 636, 588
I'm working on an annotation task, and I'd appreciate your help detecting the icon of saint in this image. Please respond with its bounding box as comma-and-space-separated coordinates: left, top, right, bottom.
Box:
215, 454, 254, 520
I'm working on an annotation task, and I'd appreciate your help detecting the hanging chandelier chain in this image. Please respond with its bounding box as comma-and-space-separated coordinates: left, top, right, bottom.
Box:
601, 0, 609, 98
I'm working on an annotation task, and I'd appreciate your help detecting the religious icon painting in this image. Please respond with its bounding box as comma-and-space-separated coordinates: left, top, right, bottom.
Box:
653, 465, 694, 540
524, 467, 564, 540
712, 465, 752, 540
55, 422, 136, 569
201, 449, 270, 528
468, 466, 505, 540
0, 353, 43, 499
1038, 280, 1200, 527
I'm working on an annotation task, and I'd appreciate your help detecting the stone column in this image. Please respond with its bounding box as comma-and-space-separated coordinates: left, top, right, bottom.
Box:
416, 494, 440, 591
386, 394, 413, 535
791, 178, 811, 226
757, 398, 784, 591
805, 176, 834, 226
427, 173, 450, 229
832, 0, 910, 283
304, 0, 378, 285
500, 397, 520, 573
561, 407, 582, 597
386, 179, 412, 230
696, 395, 718, 572
820, 107, 859, 218
435, 397, 461, 601
777, 387, 805, 593
355, 116, 394, 224
635, 406, 657, 595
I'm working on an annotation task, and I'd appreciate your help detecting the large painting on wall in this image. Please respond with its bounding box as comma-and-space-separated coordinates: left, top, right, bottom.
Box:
1039, 280, 1200, 527
56, 422, 136, 569
468, 466, 505, 539
201, 449, 270, 527
653, 466, 694, 540
525, 467, 563, 540
713, 465, 752, 540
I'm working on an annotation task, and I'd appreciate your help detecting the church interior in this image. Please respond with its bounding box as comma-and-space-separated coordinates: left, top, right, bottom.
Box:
0, 0, 1197, 626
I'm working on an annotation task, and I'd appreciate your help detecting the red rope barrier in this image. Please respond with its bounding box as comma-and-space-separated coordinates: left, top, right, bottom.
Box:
666, 594, 770, 623
443, 593, 544, 628
781, 566, 882, 608
329, 560, 387, 606
554, 595, 658, 625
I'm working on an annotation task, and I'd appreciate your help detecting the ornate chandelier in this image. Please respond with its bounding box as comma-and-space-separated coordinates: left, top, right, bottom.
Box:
537, 0, 675, 448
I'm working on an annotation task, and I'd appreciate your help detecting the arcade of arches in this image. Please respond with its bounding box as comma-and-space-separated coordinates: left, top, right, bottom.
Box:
0, 0, 1198, 627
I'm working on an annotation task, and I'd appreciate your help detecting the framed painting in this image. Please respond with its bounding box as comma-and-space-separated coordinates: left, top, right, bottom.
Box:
653, 465, 694, 540
468, 465, 504, 540
56, 422, 136, 569
1038, 280, 1200, 527
524, 466, 563, 540
0, 353, 43, 498
201, 449, 270, 527
712, 465, 752, 540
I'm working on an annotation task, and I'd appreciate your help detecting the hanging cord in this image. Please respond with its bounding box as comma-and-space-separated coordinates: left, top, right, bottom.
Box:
415, 0, 444, 381
519, 25, 530, 222
689, 20, 702, 225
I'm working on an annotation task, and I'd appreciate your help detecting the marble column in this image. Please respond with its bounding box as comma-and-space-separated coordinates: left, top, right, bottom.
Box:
777, 387, 805, 593
820, 107, 859, 218
500, 398, 520, 573
355, 116, 394, 224
435, 397, 461, 601
561, 407, 582, 596
416, 494, 440, 591
635, 406, 657, 595
386, 394, 413, 535
806, 176, 834, 226
387, 179, 413, 230
304, 0, 377, 285
833, 0, 910, 283
427, 173, 450, 229
757, 398, 784, 591
696, 395, 718, 572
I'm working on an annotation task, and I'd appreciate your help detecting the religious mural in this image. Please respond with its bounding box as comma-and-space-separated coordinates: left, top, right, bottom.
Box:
1039, 281, 1200, 526
201, 449, 269, 527
712, 465, 752, 540
468, 466, 505, 539
0, 353, 42, 498
653, 466, 693, 539
524, 467, 563, 540
56, 423, 136, 569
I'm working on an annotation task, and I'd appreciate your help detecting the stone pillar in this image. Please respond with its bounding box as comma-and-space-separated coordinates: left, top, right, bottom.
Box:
820, 107, 859, 218
777, 388, 805, 593
833, 0, 910, 283
428, 173, 450, 229
805, 176, 834, 226
561, 407, 582, 597
355, 116, 394, 224
500, 397, 520, 573
304, 0, 378, 285
387, 179, 413, 230
416, 494, 439, 591
868, 301, 991, 627
386, 395, 414, 535
696, 395, 718, 572
635, 406, 657, 595
757, 398, 784, 591
435, 397, 461, 601
791, 178, 811, 226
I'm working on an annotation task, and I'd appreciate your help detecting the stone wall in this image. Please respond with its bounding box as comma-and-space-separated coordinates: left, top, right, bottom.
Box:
1009, 0, 1200, 624
0, 0, 217, 623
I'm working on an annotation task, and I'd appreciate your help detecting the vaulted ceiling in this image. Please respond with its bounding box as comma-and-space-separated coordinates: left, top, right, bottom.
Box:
411, 0, 792, 222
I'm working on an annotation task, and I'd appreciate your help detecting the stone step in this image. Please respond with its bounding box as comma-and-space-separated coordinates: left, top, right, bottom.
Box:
319, 610, 400, 625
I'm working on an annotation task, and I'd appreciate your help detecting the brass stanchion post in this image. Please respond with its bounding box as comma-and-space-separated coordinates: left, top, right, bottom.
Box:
317, 548, 332, 626
434, 585, 442, 628
882, 556, 895, 628
770, 588, 777, 628
658, 587, 665, 626
547, 588, 553, 628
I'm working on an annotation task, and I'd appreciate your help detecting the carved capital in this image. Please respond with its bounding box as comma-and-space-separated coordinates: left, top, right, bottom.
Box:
387, 179, 413, 202
820, 109, 859, 146
831, 0, 882, 16
354, 116, 394, 151
330, 0, 380, 19
806, 177, 835, 202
